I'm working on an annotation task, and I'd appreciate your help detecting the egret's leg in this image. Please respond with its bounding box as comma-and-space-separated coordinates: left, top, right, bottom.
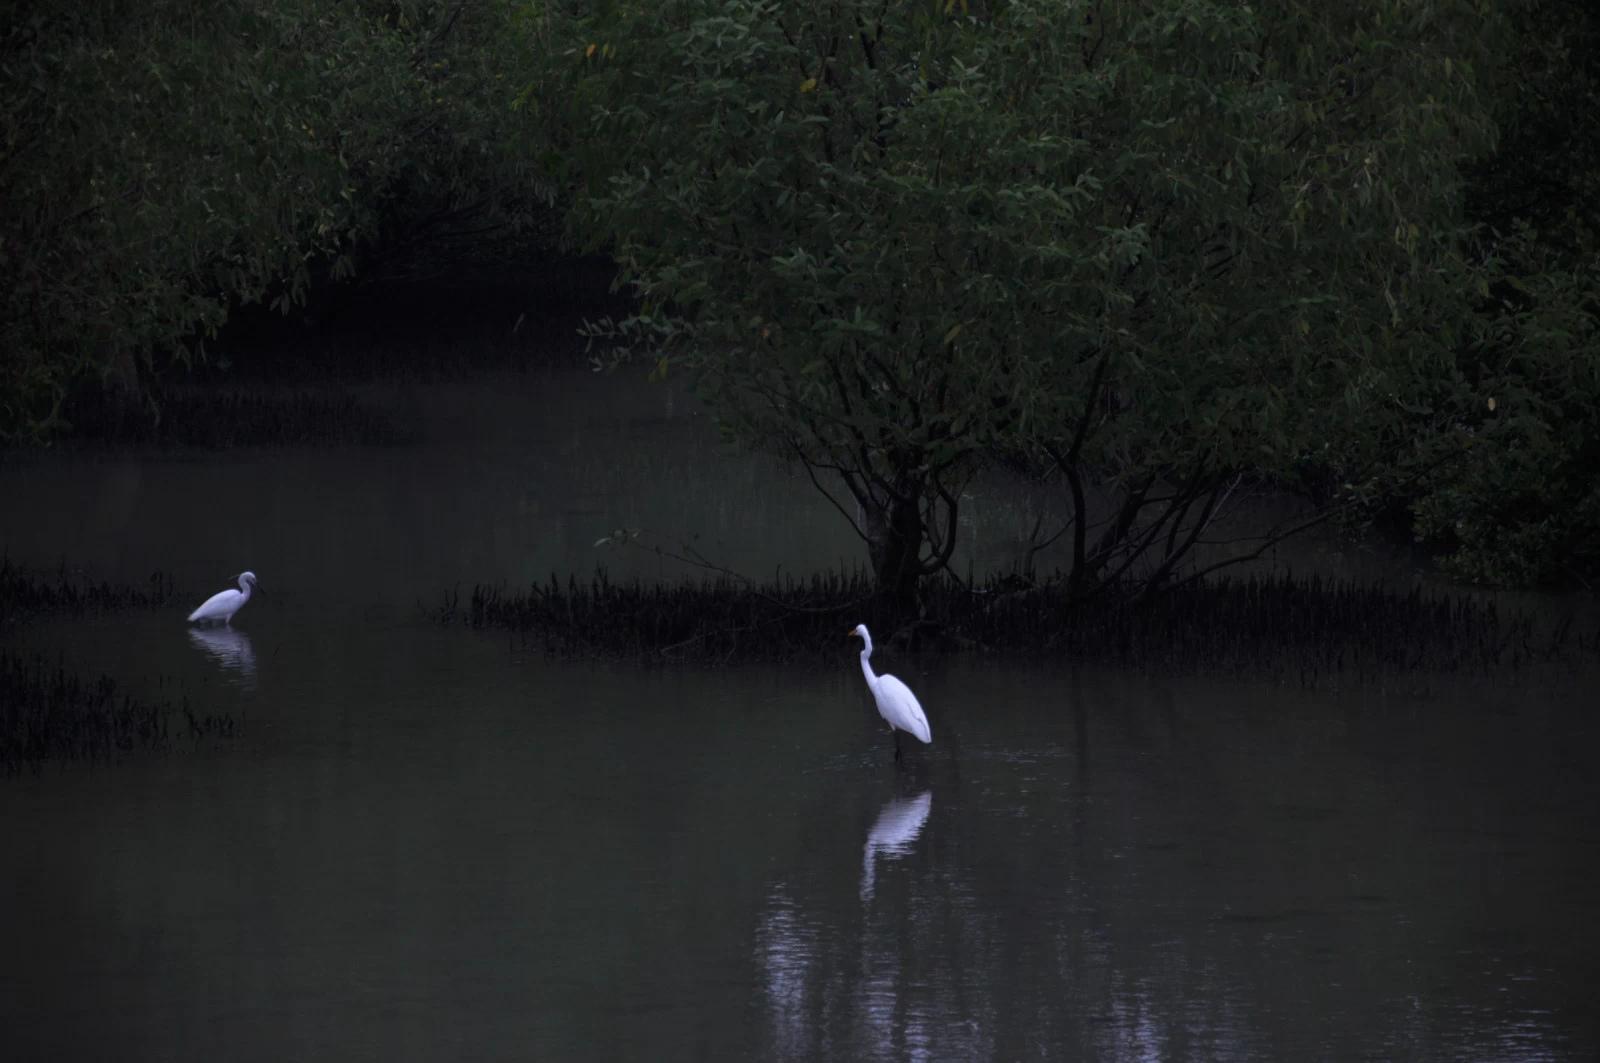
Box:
893, 729, 902, 763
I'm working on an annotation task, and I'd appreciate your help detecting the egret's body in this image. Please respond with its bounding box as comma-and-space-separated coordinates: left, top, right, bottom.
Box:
849, 624, 931, 758
188, 571, 258, 625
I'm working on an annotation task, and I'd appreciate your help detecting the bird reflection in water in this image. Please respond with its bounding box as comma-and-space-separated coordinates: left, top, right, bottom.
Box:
860, 789, 932, 904
757, 789, 942, 1059
186, 625, 257, 686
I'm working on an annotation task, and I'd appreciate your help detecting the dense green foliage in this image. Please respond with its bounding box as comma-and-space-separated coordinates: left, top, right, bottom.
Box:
3, 0, 1596, 593
0, 0, 551, 440
540, 0, 1537, 602
1407, 0, 1600, 586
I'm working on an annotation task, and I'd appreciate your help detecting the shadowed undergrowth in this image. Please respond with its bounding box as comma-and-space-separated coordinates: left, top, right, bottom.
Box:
436, 569, 1595, 682
0, 651, 233, 772
57, 384, 416, 448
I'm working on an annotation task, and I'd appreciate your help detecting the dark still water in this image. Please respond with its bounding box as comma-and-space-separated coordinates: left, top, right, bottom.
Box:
2, 371, 1597, 1061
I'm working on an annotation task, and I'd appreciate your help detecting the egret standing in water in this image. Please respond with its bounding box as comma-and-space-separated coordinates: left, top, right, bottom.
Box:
849, 624, 932, 760
188, 571, 259, 625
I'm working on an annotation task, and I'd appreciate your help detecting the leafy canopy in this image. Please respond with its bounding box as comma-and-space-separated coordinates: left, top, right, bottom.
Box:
1, 0, 549, 440
545, 0, 1501, 599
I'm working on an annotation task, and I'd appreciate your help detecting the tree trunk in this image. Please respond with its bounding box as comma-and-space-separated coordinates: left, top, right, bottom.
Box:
866, 494, 924, 614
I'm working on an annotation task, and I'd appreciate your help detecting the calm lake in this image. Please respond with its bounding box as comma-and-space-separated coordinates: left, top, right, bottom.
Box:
3, 369, 1597, 1061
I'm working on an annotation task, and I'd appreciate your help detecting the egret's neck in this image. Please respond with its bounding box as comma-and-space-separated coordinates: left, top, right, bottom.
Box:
238, 577, 253, 599
858, 642, 878, 688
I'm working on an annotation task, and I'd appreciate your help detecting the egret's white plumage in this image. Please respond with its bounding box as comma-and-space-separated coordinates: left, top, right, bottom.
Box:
849, 624, 931, 753
187, 571, 259, 625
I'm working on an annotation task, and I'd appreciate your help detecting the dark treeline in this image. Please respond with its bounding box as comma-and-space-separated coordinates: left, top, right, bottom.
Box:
4, 0, 1597, 601
2, 0, 556, 434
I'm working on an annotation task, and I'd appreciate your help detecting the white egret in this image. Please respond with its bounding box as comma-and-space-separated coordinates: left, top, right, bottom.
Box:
849, 624, 932, 759
187, 571, 259, 625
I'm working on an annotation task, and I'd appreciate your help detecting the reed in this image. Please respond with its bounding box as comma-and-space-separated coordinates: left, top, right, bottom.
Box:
0, 559, 175, 621
435, 569, 1592, 680
0, 651, 233, 772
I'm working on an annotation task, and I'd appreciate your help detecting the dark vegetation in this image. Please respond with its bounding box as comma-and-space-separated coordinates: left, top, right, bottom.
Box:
436, 571, 1595, 683
552, 0, 1600, 599
215, 262, 622, 381
57, 383, 417, 448
3, 0, 1597, 599
0, 563, 232, 771
0, 652, 233, 772
2, 0, 554, 440
0, 559, 175, 619
46, 263, 623, 448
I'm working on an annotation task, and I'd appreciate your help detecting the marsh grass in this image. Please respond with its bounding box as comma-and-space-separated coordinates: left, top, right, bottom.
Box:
0, 651, 233, 772
0, 559, 174, 623
437, 569, 1593, 682
0, 564, 234, 770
